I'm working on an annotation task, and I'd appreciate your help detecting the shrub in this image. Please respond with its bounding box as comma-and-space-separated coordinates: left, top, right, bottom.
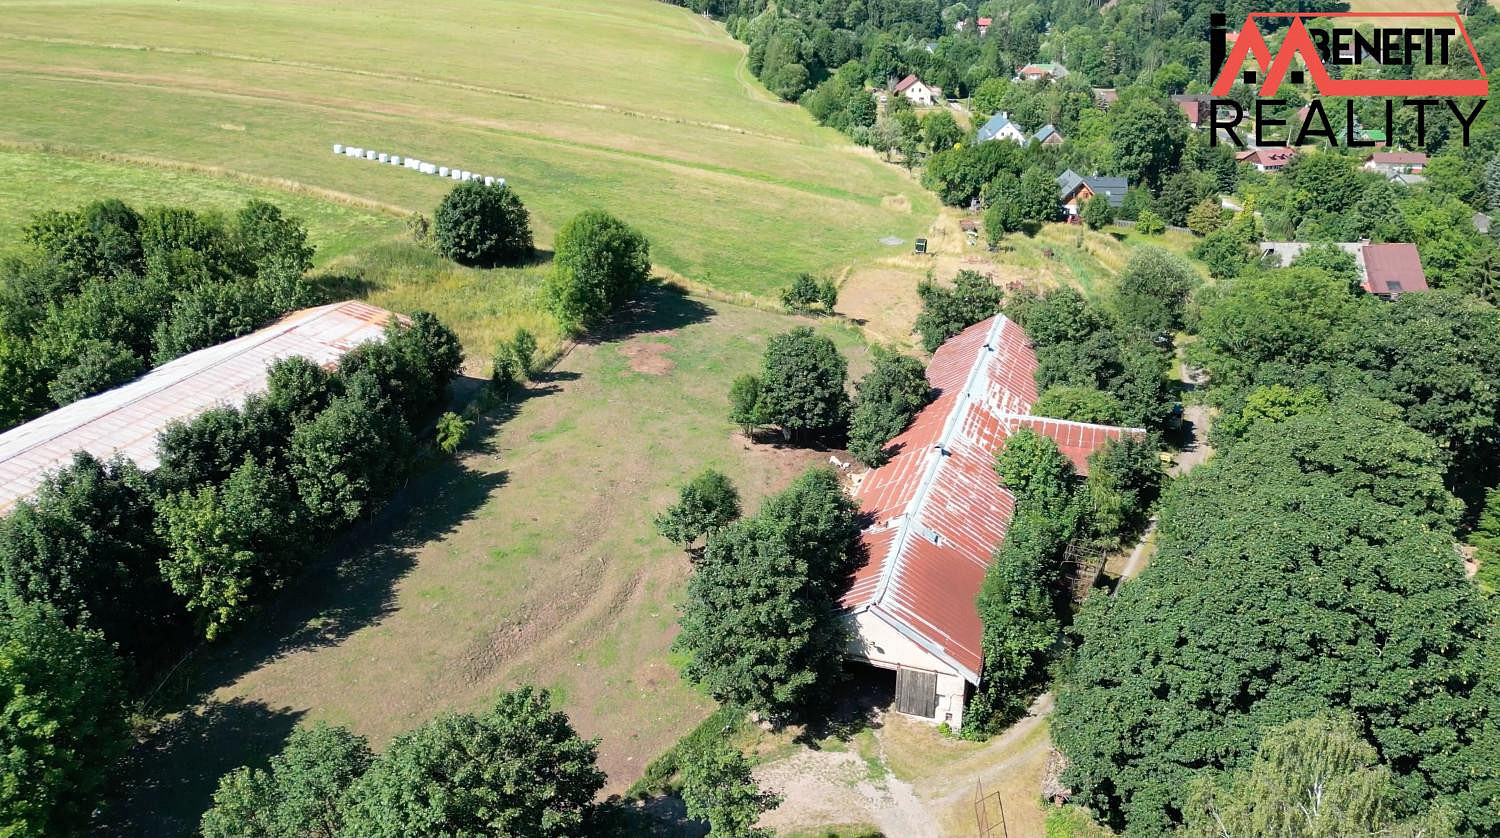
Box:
1081, 194, 1114, 230
546, 209, 650, 331
1135, 209, 1166, 235
433, 181, 533, 267
435, 412, 470, 455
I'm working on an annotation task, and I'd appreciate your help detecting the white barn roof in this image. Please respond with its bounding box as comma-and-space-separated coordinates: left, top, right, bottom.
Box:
0, 300, 398, 513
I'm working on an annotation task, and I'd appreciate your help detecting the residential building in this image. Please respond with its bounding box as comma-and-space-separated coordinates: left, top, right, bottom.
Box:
1092, 87, 1118, 108
1236, 146, 1296, 172
1364, 151, 1427, 175
1016, 62, 1069, 82
842, 315, 1142, 727
1057, 169, 1128, 217
893, 74, 942, 107
1172, 94, 1211, 129
976, 111, 1027, 144
977, 16, 992, 35
1260, 241, 1429, 300
1033, 124, 1064, 146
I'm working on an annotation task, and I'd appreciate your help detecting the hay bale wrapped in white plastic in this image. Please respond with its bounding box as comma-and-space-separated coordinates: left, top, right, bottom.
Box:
333, 143, 344, 154
365, 150, 377, 160
484, 176, 494, 186
451, 170, 462, 180
496, 178, 506, 187
345, 147, 357, 157
439, 166, 449, 177
378, 152, 388, 163
425, 164, 436, 175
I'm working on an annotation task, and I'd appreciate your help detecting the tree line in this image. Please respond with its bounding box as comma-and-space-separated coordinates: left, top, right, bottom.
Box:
0, 199, 319, 431
0, 309, 462, 834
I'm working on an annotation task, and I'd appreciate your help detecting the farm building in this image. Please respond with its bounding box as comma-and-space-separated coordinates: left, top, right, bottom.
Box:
0, 301, 399, 513
1364, 151, 1427, 175
841, 315, 1142, 727
1236, 146, 1296, 172
1057, 169, 1128, 218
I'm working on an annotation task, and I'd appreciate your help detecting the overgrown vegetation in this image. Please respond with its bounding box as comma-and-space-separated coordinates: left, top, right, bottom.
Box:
0, 198, 318, 430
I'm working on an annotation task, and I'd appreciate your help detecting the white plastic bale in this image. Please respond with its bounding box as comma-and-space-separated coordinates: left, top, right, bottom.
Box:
378, 153, 388, 163
484, 176, 494, 186
391, 155, 402, 166
365, 150, 376, 160
333, 143, 344, 154
496, 178, 506, 187
439, 166, 449, 177
451, 170, 462, 180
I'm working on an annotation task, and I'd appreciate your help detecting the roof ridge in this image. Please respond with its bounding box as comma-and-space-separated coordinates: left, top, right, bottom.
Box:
868, 316, 1005, 610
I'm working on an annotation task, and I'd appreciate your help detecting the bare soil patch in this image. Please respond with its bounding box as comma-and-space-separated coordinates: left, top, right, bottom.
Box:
619, 340, 675, 375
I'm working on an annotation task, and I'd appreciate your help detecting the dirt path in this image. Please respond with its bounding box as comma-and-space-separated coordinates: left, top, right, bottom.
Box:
756, 749, 934, 838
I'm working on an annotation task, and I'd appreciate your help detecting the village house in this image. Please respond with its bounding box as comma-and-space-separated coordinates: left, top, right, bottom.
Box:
1236, 146, 1296, 172
842, 315, 1142, 727
1016, 62, 1069, 82
1092, 87, 1118, 108
1172, 94, 1211, 129
977, 16, 992, 35
1364, 151, 1427, 175
1260, 241, 1429, 300
1033, 124, 1063, 146
975, 111, 1027, 144
893, 73, 942, 107
1057, 169, 1128, 218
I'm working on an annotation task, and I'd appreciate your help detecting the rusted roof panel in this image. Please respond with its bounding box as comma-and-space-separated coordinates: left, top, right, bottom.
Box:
842, 315, 1142, 683
0, 301, 399, 513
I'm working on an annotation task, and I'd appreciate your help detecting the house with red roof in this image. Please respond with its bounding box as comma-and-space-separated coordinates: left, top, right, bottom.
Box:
977, 16, 993, 35
893, 74, 942, 107
1260, 241, 1428, 300
1236, 146, 1296, 172
841, 315, 1143, 726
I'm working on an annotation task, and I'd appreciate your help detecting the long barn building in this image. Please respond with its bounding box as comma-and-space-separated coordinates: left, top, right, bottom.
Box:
0, 300, 398, 514
841, 315, 1143, 727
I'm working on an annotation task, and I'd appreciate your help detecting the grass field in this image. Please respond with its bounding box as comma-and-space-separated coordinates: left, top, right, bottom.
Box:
113, 288, 873, 834
0, 0, 937, 298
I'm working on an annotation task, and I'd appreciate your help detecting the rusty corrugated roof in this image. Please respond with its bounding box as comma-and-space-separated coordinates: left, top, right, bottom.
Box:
842, 315, 1143, 684
0, 300, 399, 513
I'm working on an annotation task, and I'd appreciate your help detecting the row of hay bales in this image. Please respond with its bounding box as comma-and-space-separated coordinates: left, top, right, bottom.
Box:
331, 143, 505, 187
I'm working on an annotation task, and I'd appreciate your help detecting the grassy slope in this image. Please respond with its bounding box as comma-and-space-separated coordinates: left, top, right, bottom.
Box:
116, 289, 873, 834
0, 0, 937, 297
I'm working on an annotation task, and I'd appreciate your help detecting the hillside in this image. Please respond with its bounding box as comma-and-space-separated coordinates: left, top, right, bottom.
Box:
0, 0, 937, 298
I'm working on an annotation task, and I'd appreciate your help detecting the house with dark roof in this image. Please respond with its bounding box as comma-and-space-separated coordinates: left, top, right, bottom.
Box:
893, 74, 942, 107
976, 111, 1027, 144
842, 315, 1143, 725
1057, 169, 1128, 217
1033, 124, 1063, 146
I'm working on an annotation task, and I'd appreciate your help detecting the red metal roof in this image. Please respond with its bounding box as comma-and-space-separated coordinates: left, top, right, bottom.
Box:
893, 74, 922, 93
1361, 243, 1428, 295
842, 315, 1143, 684
1366, 151, 1427, 166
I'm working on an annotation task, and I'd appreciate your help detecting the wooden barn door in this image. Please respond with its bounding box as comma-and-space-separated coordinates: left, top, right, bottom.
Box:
894, 667, 938, 718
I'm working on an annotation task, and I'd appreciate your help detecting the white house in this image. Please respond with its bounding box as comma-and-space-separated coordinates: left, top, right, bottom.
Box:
975, 112, 1027, 144
893, 74, 942, 107
841, 315, 1142, 727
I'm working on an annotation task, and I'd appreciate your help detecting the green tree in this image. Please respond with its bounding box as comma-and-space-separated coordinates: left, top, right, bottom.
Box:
655, 469, 742, 549
289, 380, 411, 527
0, 599, 128, 838
1108, 96, 1186, 188
676, 469, 856, 720
1052, 454, 1497, 835
155, 458, 303, 640
1017, 166, 1060, 226
433, 181, 533, 267
546, 209, 651, 331
756, 327, 849, 441
434, 412, 471, 455
1291, 243, 1362, 290
1471, 486, 1500, 594
1192, 267, 1361, 389
914, 270, 1004, 352
1180, 717, 1458, 838
0, 452, 172, 659
201, 723, 374, 838
1112, 246, 1197, 336
922, 110, 962, 151
1135, 209, 1165, 235
780, 274, 837, 314
1084, 434, 1162, 540
343, 687, 604, 837
1080, 194, 1113, 230
1032, 386, 1124, 425
680, 741, 782, 838
847, 351, 931, 466
1185, 198, 1226, 236
727, 373, 764, 436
